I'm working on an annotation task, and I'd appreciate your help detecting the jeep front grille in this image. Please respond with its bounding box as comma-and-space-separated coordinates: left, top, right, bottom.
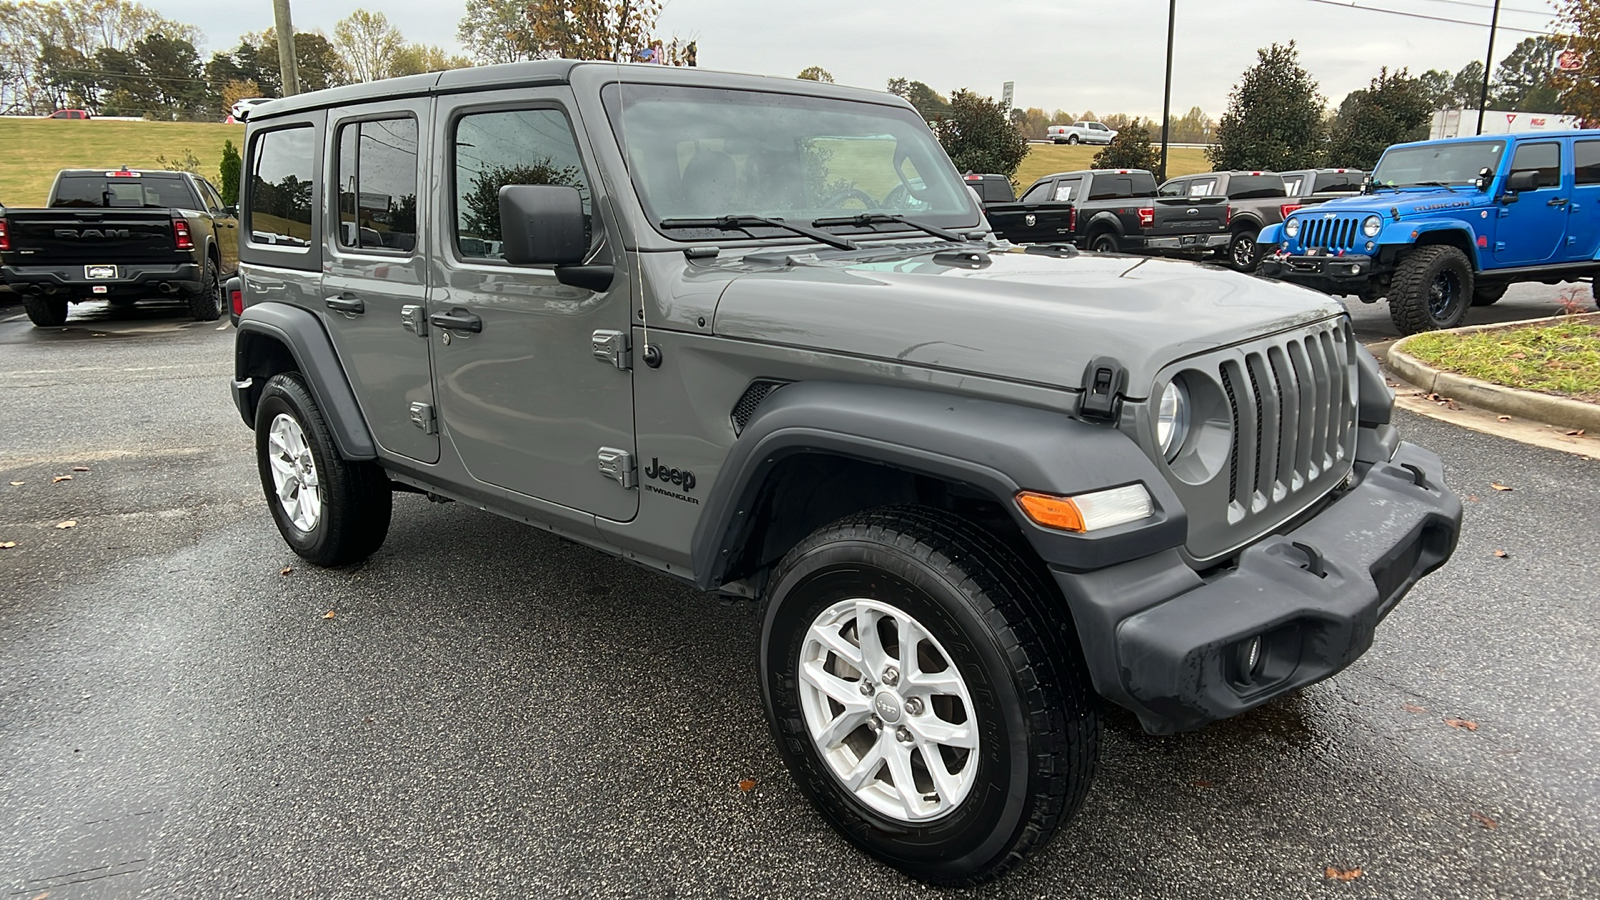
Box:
1157, 319, 1358, 562
1296, 215, 1364, 252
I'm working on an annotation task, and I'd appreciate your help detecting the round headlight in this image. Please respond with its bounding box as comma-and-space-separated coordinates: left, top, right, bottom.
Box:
1284, 217, 1300, 238
1157, 380, 1190, 461
1362, 215, 1382, 238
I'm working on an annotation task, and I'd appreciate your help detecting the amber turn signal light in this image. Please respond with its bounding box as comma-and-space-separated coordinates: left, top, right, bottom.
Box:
1015, 491, 1086, 532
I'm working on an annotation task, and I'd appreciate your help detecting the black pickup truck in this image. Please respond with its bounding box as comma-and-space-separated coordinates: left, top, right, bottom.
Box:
1020, 169, 1231, 258
960, 172, 1077, 244
0, 168, 237, 326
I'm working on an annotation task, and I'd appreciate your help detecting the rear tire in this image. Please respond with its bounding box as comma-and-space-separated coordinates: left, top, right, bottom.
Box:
760, 506, 1100, 886
1066, 134, 1079, 145
1090, 232, 1119, 254
186, 257, 223, 321
1387, 245, 1473, 335
254, 372, 391, 566
1471, 283, 1507, 306
22, 295, 69, 327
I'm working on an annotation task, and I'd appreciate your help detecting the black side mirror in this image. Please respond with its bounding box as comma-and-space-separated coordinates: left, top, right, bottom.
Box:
1475, 167, 1494, 192
1505, 170, 1540, 194
499, 185, 588, 266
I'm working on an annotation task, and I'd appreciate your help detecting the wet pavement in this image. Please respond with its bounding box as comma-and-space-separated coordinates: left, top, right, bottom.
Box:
1, 294, 1597, 898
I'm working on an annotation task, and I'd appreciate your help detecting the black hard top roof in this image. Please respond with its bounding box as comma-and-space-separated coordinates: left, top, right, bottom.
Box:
56, 169, 190, 176
250, 59, 908, 121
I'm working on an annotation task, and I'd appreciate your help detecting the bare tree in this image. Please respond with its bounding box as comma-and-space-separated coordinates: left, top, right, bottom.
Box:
333, 9, 404, 83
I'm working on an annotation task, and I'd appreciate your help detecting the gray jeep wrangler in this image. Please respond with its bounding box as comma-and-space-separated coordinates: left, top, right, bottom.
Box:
229, 61, 1462, 884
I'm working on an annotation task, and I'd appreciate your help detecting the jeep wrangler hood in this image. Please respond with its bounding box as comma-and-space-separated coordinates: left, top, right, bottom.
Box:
711, 251, 1344, 395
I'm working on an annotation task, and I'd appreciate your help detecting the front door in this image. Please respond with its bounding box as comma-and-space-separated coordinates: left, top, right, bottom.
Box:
195, 178, 239, 274
321, 100, 439, 464
1565, 137, 1600, 260
429, 92, 637, 521
1495, 140, 1567, 266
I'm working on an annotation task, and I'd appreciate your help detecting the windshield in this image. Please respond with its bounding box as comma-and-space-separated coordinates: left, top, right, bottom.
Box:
1371, 141, 1505, 189
602, 83, 980, 238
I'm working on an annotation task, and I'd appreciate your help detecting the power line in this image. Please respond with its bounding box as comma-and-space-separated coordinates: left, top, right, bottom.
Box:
1403, 0, 1556, 17
1299, 0, 1557, 34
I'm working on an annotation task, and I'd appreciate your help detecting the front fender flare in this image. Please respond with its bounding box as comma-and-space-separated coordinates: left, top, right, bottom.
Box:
1379, 222, 1484, 269
689, 381, 1187, 590
234, 302, 376, 460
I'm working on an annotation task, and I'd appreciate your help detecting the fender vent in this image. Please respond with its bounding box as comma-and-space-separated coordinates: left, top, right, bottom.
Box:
730, 379, 789, 435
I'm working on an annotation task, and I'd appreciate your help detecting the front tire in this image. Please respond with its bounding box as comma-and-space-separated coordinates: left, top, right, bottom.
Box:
254, 373, 391, 566
1229, 229, 1261, 271
22, 295, 68, 327
760, 506, 1100, 885
186, 257, 223, 321
1388, 245, 1473, 335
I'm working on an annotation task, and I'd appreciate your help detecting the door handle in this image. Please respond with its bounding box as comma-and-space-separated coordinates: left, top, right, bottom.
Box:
325, 294, 364, 313
429, 308, 483, 333
1548, 197, 1569, 207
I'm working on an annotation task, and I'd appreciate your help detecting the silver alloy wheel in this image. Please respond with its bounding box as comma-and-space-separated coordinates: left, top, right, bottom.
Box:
267, 412, 322, 533
798, 598, 980, 823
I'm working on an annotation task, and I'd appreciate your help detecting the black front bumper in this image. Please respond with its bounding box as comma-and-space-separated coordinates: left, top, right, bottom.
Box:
1, 262, 201, 296
1053, 440, 1461, 735
1257, 253, 1377, 290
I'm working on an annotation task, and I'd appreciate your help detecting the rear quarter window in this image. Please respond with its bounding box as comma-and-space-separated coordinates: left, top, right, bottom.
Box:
247, 126, 317, 247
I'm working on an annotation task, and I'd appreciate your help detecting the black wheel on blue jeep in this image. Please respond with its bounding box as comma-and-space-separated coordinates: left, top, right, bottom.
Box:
1388, 245, 1473, 335
22, 295, 69, 327
1591, 277, 1600, 309
1471, 283, 1508, 306
760, 505, 1100, 886
254, 372, 392, 566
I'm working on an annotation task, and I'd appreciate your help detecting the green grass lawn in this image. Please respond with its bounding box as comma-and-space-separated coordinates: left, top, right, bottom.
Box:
1011, 144, 1212, 192
0, 119, 245, 207
1402, 319, 1600, 402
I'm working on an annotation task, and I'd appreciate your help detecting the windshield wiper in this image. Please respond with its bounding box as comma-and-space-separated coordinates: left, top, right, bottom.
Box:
810, 213, 965, 242
659, 215, 857, 251
1410, 181, 1457, 192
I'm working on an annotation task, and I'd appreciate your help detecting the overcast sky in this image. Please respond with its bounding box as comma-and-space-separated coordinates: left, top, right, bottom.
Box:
151, 0, 1564, 117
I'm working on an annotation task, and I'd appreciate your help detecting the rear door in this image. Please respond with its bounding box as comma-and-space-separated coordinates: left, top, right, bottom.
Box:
1565, 138, 1600, 259
429, 89, 637, 521
1496, 140, 1567, 265
319, 101, 438, 464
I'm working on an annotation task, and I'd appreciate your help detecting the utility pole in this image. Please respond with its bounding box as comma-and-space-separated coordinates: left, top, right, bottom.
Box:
1159, 0, 1176, 181
1475, 0, 1502, 135
273, 0, 300, 97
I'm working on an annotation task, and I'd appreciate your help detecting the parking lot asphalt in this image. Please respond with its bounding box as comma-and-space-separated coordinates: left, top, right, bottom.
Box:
2, 293, 1597, 899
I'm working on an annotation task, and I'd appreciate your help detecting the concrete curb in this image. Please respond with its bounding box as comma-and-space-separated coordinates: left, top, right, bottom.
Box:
1388, 312, 1600, 433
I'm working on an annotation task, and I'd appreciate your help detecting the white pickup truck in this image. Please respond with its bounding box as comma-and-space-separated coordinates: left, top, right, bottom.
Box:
1047, 121, 1118, 145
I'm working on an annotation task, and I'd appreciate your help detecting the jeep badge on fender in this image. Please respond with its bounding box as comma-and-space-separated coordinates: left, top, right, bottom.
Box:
227, 60, 1462, 886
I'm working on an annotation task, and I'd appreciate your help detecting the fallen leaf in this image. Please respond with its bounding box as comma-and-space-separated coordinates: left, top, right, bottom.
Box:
51, 475, 72, 484
1190, 779, 1214, 788
279, 566, 293, 576
71, 466, 89, 472
1509, 352, 1527, 360
1490, 483, 1513, 491
1445, 717, 1479, 731
8, 481, 22, 486
1567, 429, 1586, 437
737, 778, 757, 792
322, 610, 336, 619
0, 542, 16, 549
1466, 495, 1479, 502
1493, 549, 1509, 559
1497, 415, 1512, 422
1402, 703, 1426, 713
1471, 812, 1499, 829
1506, 363, 1521, 375
1324, 866, 1364, 882
31, 891, 50, 900
55, 520, 77, 529
1445, 399, 1461, 410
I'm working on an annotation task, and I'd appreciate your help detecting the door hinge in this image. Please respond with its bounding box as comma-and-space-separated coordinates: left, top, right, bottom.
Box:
409, 401, 437, 435
597, 447, 636, 489
592, 329, 631, 370
401, 304, 428, 336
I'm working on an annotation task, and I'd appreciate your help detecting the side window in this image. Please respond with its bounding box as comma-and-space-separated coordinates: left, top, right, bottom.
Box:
1157, 180, 1186, 198
1509, 141, 1561, 189
1053, 181, 1076, 202
336, 117, 419, 254
247, 126, 316, 247
1575, 140, 1600, 185
453, 108, 591, 261
1020, 181, 1051, 202
197, 179, 225, 213
1187, 178, 1217, 197
1281, 175, 1303, 195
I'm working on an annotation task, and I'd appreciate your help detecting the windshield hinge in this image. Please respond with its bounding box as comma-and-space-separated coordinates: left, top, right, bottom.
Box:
1078, 357, 1127, 422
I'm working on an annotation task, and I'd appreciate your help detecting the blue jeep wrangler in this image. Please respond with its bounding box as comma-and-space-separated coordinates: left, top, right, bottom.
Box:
1258, 131, 1600, 334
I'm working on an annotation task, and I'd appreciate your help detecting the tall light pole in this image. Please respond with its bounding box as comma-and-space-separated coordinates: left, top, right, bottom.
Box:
1159, 0, 1177, 181
273, 0, 300, 97
1475, 0, 1502, 135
